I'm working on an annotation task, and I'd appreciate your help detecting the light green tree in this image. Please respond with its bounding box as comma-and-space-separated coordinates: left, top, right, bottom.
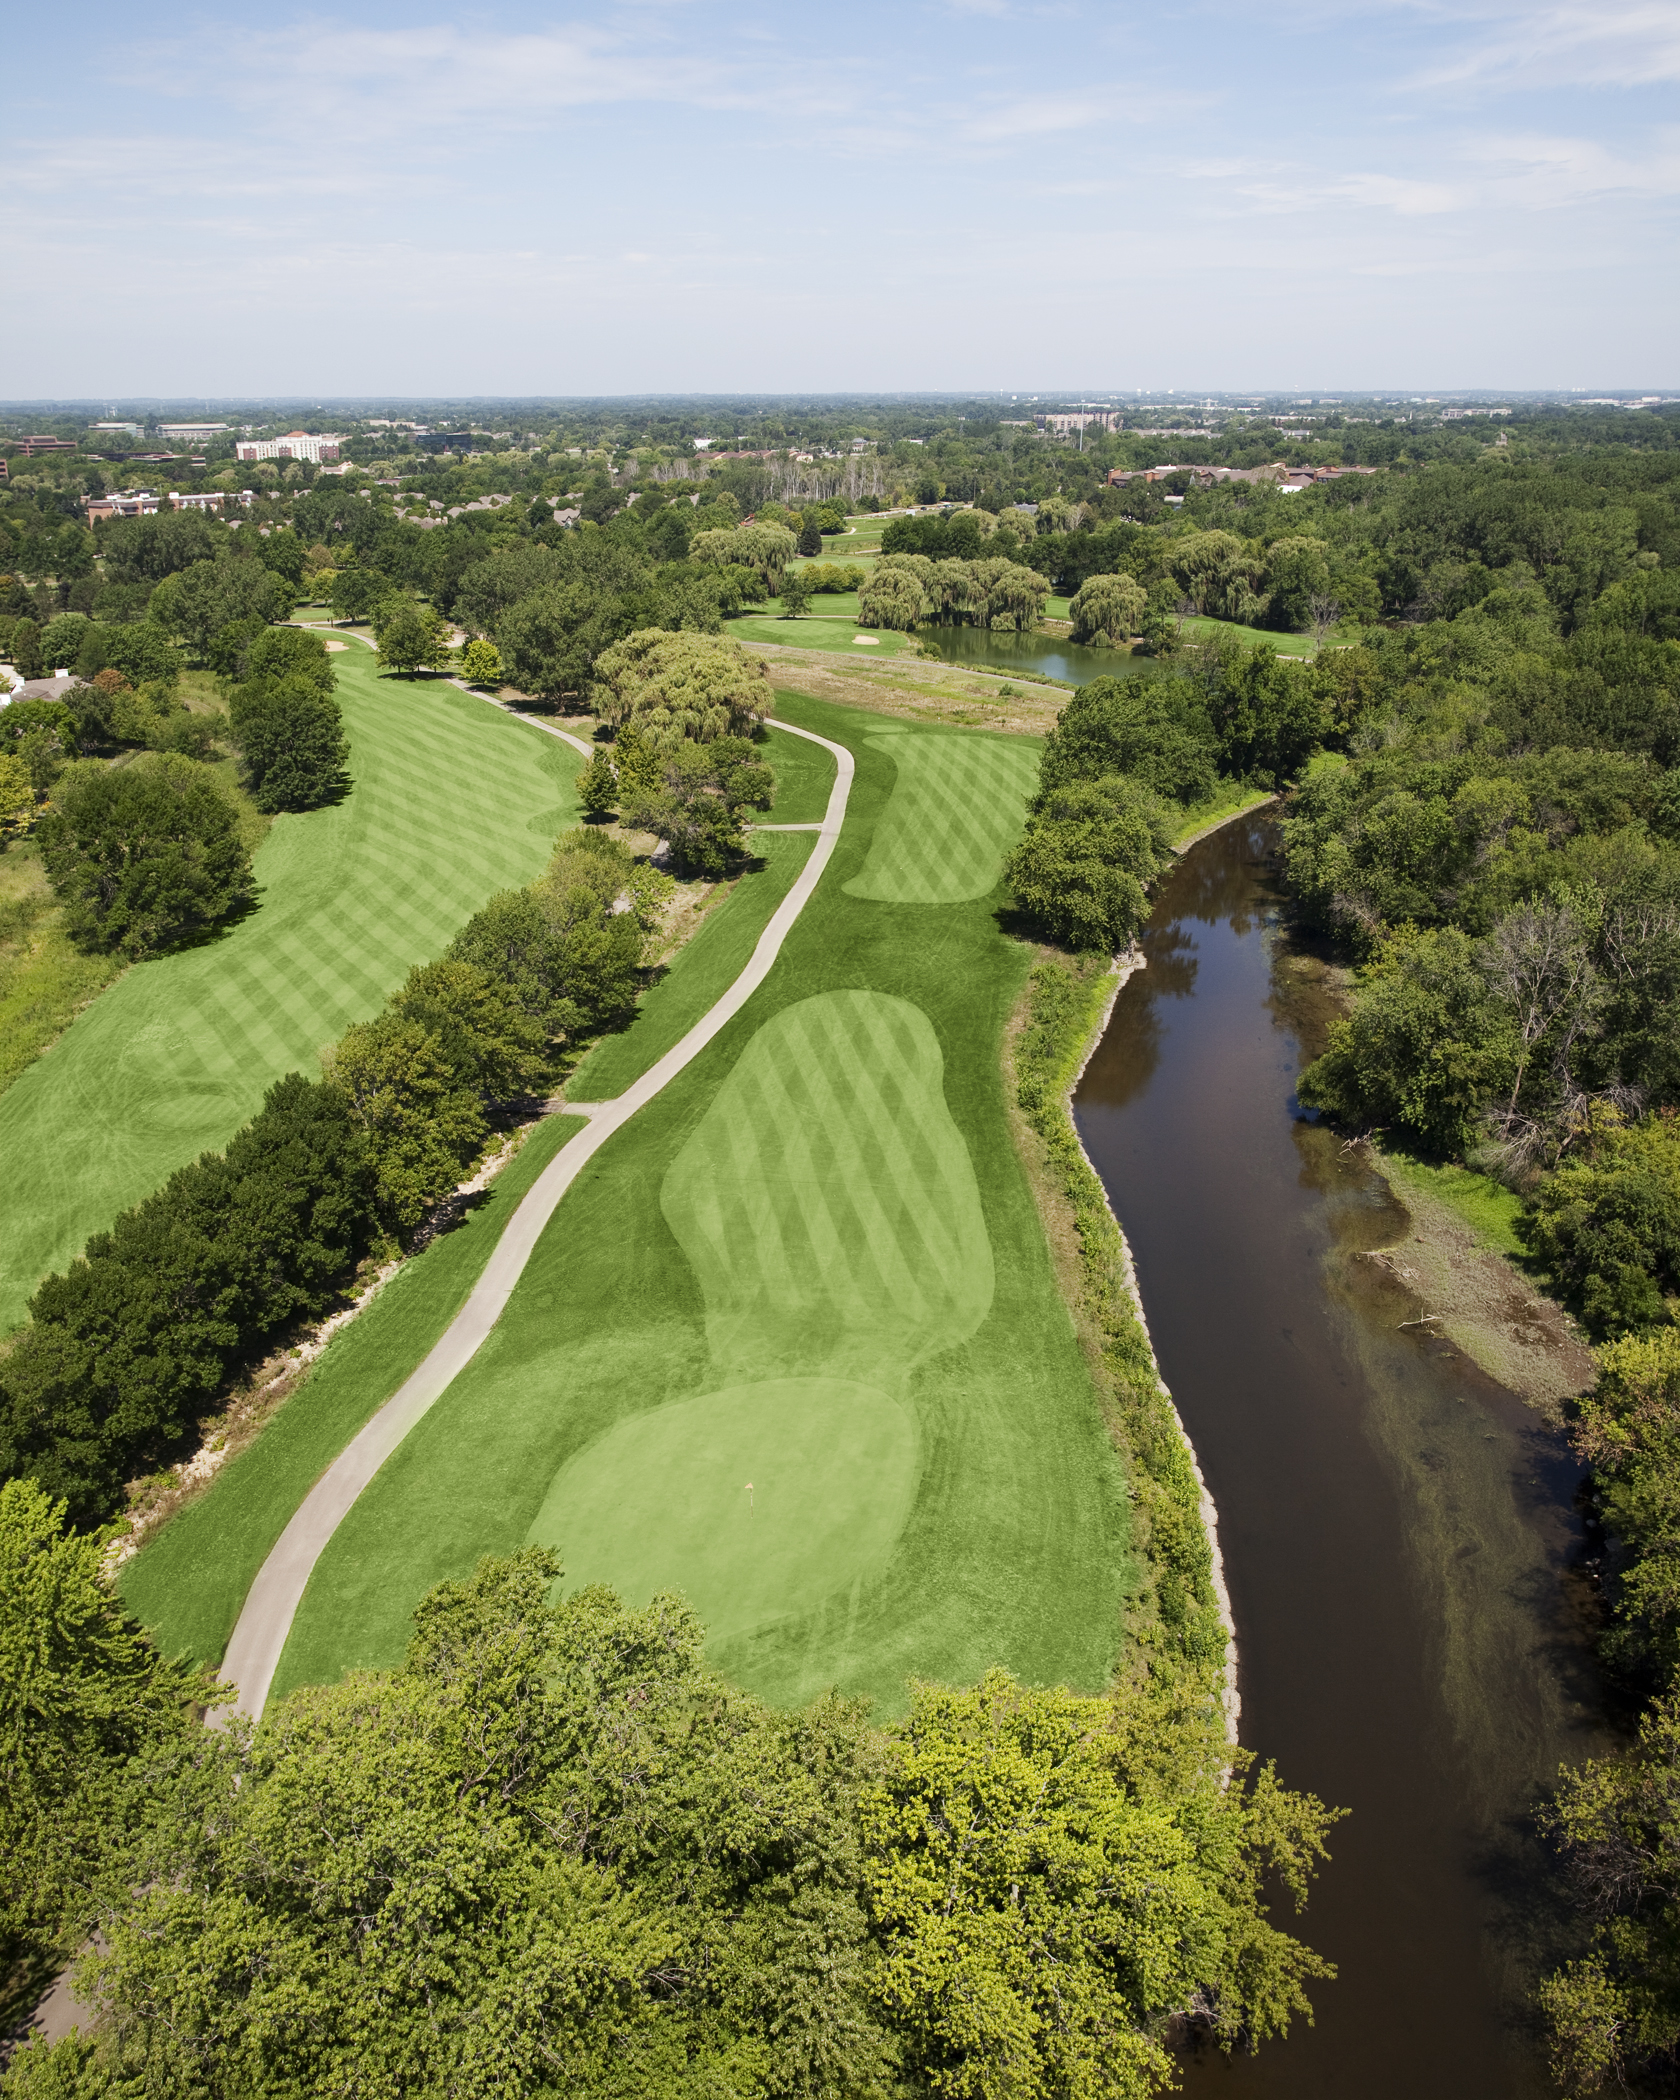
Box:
858, 566, 931, 631
459, 636, 503, 687
0, 1480, 207, 1980
863, 1669, 1340, 2100
1069, 572, 1148, 646
591, 628, 772, 745
0, 751, 33, 834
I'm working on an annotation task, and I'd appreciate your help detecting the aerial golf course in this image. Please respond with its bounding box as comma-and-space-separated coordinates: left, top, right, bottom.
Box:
0, 646, 581, 1329
121, 693, 1137, 1717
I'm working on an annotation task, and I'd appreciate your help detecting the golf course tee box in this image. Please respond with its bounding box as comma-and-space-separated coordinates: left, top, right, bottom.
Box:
254, 696, 1138, 1720
0, 654, 581, 1331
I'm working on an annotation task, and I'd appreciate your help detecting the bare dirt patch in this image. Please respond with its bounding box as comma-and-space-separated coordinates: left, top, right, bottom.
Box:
1348, 1173, 1595, 1417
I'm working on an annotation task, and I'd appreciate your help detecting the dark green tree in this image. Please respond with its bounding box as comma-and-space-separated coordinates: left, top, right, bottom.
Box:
37, 756, 255, 957
1004, 776, 1173, 953
0, 1075, 374, 1522
148, 559, 294, 661
229, 675, 350, 813
575, 752, 618, 818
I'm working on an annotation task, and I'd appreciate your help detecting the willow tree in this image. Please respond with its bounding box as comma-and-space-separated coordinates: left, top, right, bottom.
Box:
1070, 572, 1149, 646
857, 566, 930, 631
690, 524, 797, 597
590, 628, 773, 747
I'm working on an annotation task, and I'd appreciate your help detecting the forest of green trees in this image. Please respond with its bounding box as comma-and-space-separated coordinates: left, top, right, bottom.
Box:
5, 401, 1680, 2093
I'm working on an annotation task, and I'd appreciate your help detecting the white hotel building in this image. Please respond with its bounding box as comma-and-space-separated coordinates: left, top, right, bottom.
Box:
235, 430, 344, 464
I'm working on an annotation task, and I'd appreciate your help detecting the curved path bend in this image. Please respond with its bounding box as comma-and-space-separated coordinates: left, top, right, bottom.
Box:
218, 667, 853, 1723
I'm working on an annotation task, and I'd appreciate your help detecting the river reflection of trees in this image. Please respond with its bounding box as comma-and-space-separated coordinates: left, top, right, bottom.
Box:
1157, 814, 1279, 932
1087, 821, 1280, 1113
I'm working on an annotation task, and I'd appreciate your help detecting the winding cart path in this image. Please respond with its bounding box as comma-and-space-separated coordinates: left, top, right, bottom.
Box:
218, 665, 853, 1723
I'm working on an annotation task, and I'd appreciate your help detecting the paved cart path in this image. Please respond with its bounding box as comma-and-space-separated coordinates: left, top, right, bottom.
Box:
217, 689, 853, 1724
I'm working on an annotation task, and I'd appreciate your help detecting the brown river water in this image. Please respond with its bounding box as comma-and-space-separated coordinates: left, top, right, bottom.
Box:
1072, 815, 1610, 2096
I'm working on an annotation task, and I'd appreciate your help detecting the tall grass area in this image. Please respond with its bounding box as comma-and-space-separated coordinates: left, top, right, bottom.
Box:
0, 840, 125, 1099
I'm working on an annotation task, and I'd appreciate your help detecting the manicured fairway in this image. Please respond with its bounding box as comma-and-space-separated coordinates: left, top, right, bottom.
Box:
266, 697, 1135, 1717
0, 650, 580, 1329
844, 731, 1040, 904
119, 843, 828, 1659
729, 594, 916, 657
659, 991, 994, 1375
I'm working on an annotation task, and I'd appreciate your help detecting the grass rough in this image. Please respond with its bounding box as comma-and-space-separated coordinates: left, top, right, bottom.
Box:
1010, 952, 1229, 1693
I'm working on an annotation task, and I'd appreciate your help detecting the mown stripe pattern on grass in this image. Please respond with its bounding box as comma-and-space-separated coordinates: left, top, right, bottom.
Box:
0, 660, 578, 1328
659, 990, 994, 1377
843, 732, 1039, 905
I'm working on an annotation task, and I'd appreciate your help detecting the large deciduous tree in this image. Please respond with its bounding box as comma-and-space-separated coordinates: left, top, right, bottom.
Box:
591, 628, 773, 745
1004, 776, 1174, 954
37, 755, 255, 957
148, 558, 295, 661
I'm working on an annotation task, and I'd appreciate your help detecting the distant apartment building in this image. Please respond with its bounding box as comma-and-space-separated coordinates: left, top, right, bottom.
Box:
91, 421, 142, 435
85, 488, 256, 522
235, 430, 343, 463
1036, 412, 1122, 435
83, 491, 161, 521
15, 436, 79, 455
157, 423, 230, 441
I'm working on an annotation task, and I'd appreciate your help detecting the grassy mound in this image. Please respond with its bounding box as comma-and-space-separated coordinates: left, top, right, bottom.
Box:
0, 652, 579, 1328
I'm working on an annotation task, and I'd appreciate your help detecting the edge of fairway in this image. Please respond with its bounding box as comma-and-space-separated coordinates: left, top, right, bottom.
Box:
117, 1111, 591, 1665
216, 718, 857, 1724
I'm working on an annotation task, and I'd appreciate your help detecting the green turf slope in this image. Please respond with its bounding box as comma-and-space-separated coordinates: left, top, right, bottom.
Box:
844, 731, 1040, 904
0, 653, 579, 1329
269, 697, 1135, 1717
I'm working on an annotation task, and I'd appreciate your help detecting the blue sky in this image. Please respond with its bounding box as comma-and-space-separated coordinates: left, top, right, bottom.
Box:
4, 0, 1676, 395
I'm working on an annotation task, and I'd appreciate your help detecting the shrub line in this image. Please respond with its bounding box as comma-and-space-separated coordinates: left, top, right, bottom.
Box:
1010, 945, 1239, 1741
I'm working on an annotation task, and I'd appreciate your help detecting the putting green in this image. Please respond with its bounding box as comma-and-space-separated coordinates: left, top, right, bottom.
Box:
0, 653, 579, 1328
529, 1376, 918, 1642
661, 990, 992, 1379
844, 731, 1039, 905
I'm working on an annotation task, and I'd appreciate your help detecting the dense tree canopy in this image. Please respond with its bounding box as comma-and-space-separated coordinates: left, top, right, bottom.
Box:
37, 755, 255, 957
1, 1556, 1337, 2100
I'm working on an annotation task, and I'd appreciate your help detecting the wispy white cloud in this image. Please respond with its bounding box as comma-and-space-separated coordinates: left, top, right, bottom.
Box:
1470, 128, 1680, 205
1405, 2, 1680, 90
